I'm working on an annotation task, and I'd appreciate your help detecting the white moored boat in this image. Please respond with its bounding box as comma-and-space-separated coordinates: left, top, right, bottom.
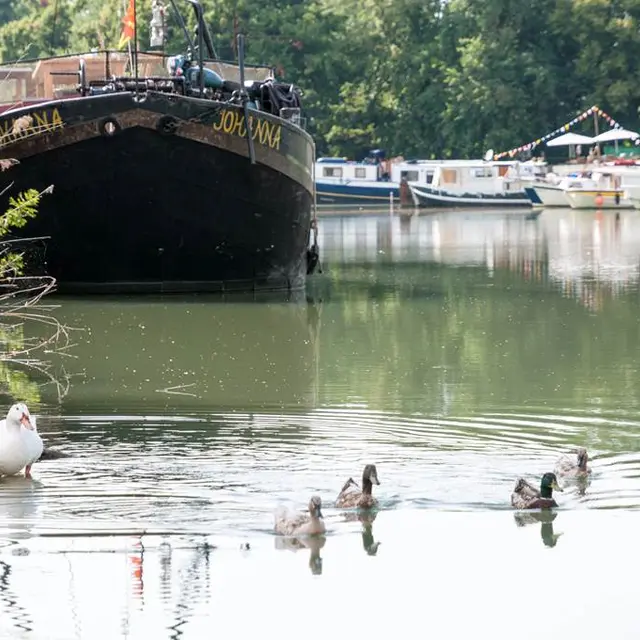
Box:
531, 175, 599, 208
531, 182, 571, 207
563, 170, 633, 209
408, 160, 533, 209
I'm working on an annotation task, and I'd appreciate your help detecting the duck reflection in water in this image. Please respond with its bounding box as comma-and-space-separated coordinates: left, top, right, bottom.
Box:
341, 510, 381, 556
0, 475, 44, 540
513, 510, 563, 548
274, 535, 326, 575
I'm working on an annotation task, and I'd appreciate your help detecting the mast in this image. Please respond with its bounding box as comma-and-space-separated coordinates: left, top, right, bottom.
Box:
133, 0, 139, 89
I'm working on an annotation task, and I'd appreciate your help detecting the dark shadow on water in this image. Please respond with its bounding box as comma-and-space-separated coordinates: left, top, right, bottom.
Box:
513, 510, 563, 548
274, 535, 326, 575
0, 560, 32, 632
51, 289, 309, 304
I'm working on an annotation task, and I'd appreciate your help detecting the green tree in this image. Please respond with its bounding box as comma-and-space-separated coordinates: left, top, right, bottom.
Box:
0, 0, 72, 61
2, 0, 640, 159
0, 159, 50, 279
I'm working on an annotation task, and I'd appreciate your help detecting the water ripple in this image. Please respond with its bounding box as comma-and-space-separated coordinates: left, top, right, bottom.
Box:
0, 407, 636, 545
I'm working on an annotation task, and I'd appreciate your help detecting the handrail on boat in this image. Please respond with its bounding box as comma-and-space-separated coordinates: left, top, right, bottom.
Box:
0, 49, 275, 107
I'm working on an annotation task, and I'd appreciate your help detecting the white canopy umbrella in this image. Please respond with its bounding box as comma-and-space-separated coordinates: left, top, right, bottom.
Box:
593, 128, 640, 142
546, 132, 594, 147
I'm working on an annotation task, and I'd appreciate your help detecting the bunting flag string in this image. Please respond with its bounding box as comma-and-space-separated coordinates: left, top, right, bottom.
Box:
493, 105, 621, 160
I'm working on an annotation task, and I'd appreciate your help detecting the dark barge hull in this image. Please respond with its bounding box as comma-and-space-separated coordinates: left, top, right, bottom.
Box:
0, 91, 315, 293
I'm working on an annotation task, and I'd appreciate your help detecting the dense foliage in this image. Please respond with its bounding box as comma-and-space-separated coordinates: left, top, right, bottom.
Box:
1, 0, 639, 159
0, 160, 47, 279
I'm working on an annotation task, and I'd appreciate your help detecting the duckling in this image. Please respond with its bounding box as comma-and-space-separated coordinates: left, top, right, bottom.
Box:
336, 464, 380, 509
555, 447, 591, 478
511, 472, 563, 510
274, 495, 325, 537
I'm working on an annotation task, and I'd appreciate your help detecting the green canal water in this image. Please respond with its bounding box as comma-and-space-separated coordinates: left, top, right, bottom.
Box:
1, 207, 640, 639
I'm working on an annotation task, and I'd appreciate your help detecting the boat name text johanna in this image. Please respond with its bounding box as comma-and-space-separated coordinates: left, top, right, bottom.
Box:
0, 108, 63, 145
212, 109, 282, 151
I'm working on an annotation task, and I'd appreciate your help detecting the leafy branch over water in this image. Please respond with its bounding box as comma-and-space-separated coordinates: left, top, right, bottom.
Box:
0, 159, 77, 405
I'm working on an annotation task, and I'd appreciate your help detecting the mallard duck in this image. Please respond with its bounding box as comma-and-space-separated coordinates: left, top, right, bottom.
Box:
274, 495, 326, 536
555, 447, 591, 478
511, 472, 563, 510
336, 463, 380, 509
0, 403, 43, 478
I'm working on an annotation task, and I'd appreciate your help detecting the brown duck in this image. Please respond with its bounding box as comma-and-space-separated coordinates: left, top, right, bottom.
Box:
336, 464, 380, 509
274, 496, 326, 536
555, 447, 591, 478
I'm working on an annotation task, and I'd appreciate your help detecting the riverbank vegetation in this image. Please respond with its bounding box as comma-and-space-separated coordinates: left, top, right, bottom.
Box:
1, 0, 638, 160
0, 160, 72, 403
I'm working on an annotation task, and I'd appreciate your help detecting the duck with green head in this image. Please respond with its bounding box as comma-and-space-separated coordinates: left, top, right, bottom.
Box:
511, 472, 563, 510
336, 464, 380, 509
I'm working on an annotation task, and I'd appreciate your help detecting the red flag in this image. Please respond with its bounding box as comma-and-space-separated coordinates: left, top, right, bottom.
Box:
118, 0, 135, 49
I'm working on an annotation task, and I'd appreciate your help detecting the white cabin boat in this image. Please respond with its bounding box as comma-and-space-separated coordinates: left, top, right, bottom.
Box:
315, 158, 438, 206
563, 170, 633, 209
532, 182, 570, 207
530, 175, 595, 207
408, 160, 533, 209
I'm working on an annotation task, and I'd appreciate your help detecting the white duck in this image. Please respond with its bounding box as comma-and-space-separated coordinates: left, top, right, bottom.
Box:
0, 403, 43, 478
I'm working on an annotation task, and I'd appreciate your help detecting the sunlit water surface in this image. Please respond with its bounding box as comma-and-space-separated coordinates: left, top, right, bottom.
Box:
2, 208, 640, 638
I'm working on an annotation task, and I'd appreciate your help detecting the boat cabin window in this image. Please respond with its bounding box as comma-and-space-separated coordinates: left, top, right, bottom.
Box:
401, 170, 419, 182
322, 167, 343, 178
471, 167, 493, 178
355, 167, 367, 179
498, 166, 510, 177
441, 169, 458, 184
